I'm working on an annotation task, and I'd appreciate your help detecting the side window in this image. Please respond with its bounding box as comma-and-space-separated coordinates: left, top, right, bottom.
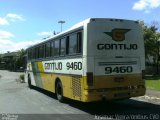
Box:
45, 42, 51, 58
31, 48, 35, 59
54, 40, 60, 56
69, 34, 77, 54
66, 36, 69, 55
60, 38, 66, 56
51, 41, 54, 57
27, 31, 83, 59
28, 49, 32, 60
39, 45, 44, 58
68, 31, 82, 55
35, 47, 39, 59
77, 32, 82, 53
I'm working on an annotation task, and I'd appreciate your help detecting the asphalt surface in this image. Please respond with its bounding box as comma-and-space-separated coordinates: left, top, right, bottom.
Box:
0, 70, 160, 120
146, 89, 160, 98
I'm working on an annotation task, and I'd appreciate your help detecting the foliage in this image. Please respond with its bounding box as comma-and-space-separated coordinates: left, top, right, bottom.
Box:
19, 74, 25, 83
15, 49, 26, 70
140, 21, 160, 61
16, 74, 25, 83
0, 55, 1, 63
0, 49, 26, 71
140, 21, 160, 74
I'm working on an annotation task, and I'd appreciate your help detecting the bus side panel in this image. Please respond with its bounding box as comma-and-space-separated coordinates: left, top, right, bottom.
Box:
27, 59, 86, 101
31, 61, 44, 88
26, 62, 36, 86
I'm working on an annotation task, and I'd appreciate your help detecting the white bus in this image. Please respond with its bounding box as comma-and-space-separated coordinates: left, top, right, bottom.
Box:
26, 18, 145, 102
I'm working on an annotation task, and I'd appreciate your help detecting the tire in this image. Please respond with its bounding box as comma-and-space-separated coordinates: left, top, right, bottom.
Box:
56, 81, 65, 102
28, 74, 33, 89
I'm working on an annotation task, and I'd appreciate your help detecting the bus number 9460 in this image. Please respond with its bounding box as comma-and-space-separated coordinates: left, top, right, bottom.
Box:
66, 62, 82, 70
105, 66, 133, 74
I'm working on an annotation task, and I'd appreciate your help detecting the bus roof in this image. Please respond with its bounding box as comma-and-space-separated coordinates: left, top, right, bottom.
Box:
27, 18, 138, 50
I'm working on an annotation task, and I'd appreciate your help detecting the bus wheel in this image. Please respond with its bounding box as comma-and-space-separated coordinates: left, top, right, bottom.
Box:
56, 81, 64, 102
28, 74, 32, 89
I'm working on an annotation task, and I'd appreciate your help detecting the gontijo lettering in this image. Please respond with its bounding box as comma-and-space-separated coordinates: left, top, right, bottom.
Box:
44, 62, 62, 70
97, 43, 138, 50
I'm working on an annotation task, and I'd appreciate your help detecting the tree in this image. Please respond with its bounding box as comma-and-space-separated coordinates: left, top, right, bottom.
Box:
0, 55, 1, 63
140, 21, 160, 74
15, 49, 26, 71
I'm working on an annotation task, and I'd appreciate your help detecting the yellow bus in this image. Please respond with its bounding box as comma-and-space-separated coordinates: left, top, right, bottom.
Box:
26, 18, 146, 102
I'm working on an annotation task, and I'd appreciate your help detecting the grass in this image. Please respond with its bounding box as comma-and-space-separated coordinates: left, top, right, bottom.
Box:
145, 75, 160, 90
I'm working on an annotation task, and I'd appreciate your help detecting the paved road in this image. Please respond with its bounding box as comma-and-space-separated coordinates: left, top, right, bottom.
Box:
146, 89, 160, 98
0, 70, 160, 120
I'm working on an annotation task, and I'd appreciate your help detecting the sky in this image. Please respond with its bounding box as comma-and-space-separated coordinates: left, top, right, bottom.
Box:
0, 0, 160, 53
